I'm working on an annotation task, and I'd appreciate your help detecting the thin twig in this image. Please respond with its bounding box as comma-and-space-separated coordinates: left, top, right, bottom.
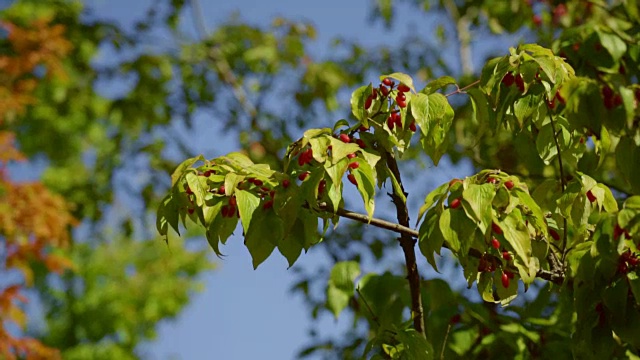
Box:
548, 109, 569, 263
356, 287, 381, 328
445, 80, 480, 97
440, 324, 453, 360
190, 0, 258, 122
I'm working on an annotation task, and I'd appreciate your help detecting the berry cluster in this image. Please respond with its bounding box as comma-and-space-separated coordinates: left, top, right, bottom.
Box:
618, 250, 639, 275
601, 85, 623, 110
377, 78, 417, 133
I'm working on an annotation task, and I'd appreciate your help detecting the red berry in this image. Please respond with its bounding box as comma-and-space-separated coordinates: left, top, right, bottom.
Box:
450, 198, 461, 209
218, 185, 226, 195
492, 222, 503, 235
409, 122, 417, 132
501, 272, 510, 288
383, 78, 393, 86
298, 172, 310, 181
629, 256, 639, 267
229, 196, 237, 206
282, 179, 290, 188
449, 314, 461, 324
505, 180, 514, 190
359, 125, 369, 132
253, 179, 263, 186
397, 100, 407, 108
355, 139, 366, 148
586, 190, 597, 203
347, 174, 358, 186
502, 72, 515, 87
549, 228, 560, 241
613, 94, 623, 107
221, 205, 230, 218
364, 95, 373, 110
339, 133, 350, 143
185, 185, 193, 195
491, 237, 501, 249
263, 200, 274, 210
318, 179, 326, 194
396, 92, 406, 102
532, 15, 542, 26
187, 207, 195, 215
349, 162, 360, 169
387, 115, 395, 130
618, 262, 629, 274
555, 91, 566, 104
487, 177, 497, 184
397, 84, 410, 93
347, 153, 356, 159
503, 251, 511, 261
380, 85, 389, 97
515, 74, 525, 93
372, 88, 378, 98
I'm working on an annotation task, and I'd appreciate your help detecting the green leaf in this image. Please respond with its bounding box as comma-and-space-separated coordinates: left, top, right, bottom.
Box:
235, 189, 260, 233
278, 218, 305, 267
396, 329, 434, 360
350, 159, 376, 219
380, 72, 415, 92
350, 85, 372, 122
616, 136, 640, 194
421, 76, 456, 95
417, 182, 449, 226
535, 121, 557, 164
597, 30, 627, 61
462, 184, 495, 233
328, 136, 361, 164
419, 209, 445, 271
185, 172, 207, 207
244, 208, 283, 269
414, 93, 454, 165
327, 261, 361, 318
171, 154, 205, 186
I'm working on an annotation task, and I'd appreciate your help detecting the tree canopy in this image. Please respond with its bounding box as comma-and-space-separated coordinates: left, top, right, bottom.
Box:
1, 0, 640, 359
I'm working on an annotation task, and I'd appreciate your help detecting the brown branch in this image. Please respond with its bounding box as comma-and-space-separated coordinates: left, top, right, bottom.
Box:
383, 151, 426, 337
315, 202, 564, 284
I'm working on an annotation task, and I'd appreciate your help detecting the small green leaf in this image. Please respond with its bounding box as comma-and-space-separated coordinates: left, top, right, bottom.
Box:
244, 209, 283, 269
235, 189, 260, 233
327, 261, 361, 318
350, 160, 376, 219
417, 182, 449, 226
350, 85, 372, 122
421, 76, 456, 94
462, 184, 495, 233
171, 154, 205, 185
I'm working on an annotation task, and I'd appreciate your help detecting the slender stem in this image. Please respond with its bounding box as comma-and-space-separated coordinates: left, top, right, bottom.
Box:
445, 80, 480, 97
190, 0, 258, 121
440, 324, 452, 360
548, 110, 569, 262
383, 151, 426, 338
314, 202, 564, 284
356, 287, 381, 328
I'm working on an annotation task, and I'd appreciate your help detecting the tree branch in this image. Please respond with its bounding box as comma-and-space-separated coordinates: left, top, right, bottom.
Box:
382, 151, 426, 337
315, 202, 564, 284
